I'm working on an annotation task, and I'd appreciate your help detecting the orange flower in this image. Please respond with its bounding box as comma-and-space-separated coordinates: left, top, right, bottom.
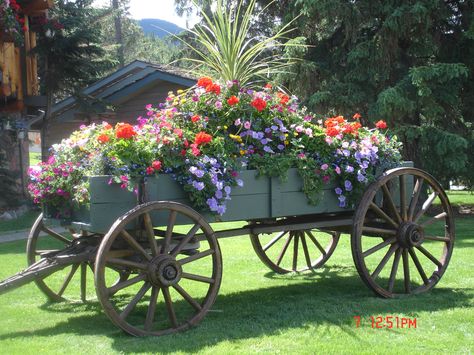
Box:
115, 123, 137, 139
251, 97, 267, 112
103, 122, 113, 130
353, 113, 361, 120
197, 77, 213, 88
375, 120, 387, 129
97, 133, 110, 144
227, 95, 239, 106
191, 114, 201, 123
326, 127, 340, 137
277, 92, 290, 105
194, 131, 212, 146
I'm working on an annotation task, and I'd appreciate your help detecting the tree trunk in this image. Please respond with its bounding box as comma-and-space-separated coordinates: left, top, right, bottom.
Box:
112, 0, 124, 67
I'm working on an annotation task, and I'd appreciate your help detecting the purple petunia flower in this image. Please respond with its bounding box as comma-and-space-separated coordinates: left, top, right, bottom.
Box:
346, 165, 354, 173
192, 181, 205, 191
335, 187, 343, 195
344, 180, 353, 191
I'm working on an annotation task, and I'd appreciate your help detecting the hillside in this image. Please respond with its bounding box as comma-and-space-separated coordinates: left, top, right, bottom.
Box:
139, 18, 184, 38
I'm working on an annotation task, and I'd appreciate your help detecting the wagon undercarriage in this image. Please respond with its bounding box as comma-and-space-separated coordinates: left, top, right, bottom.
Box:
0, 167, 455, 336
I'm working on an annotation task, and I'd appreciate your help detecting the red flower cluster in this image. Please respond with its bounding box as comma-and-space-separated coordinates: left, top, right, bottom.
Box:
197, 77, 221, 95
251, 97, 267, 112
277, 92, 290, 105
194, 131, 212, 146
191, 114, 200, 123
227, 95, 239, 106
375, 120, 387, 129
324, 116, 361, 137
97, 134, 110, 144
115, 123, 137, 139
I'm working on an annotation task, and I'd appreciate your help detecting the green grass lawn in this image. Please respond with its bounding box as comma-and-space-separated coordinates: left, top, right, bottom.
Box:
447, 190, 474, 206
0, 216, 472, 354
29, 152, 41, 166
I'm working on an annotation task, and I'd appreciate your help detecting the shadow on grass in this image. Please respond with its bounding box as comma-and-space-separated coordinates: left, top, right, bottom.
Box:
0, 268, 471, 353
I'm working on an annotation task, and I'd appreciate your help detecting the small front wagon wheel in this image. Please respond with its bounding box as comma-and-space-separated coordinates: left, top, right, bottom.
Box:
352, 168, 455, 298
94, 201, 222, 336
250, 229, 340, 273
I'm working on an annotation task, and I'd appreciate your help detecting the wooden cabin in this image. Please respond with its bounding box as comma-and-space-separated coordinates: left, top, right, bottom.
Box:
49, 60, 195, 147
0, 0, 53, 204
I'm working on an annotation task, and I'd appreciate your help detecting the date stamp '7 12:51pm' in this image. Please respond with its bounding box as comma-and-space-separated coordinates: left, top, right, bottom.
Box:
354, 315, 417, 329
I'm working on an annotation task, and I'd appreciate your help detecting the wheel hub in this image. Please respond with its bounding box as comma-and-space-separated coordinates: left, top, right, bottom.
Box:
147, 255, 182, 286
398, 222, 424, 247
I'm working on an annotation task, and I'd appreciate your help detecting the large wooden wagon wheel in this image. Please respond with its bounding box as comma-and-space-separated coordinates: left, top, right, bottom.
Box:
250, 228, 340, 273
352, 167, 455, 298
26, 213, 96, 302
94, 201, 222, 336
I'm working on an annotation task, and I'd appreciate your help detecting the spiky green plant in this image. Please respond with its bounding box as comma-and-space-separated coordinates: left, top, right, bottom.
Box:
181, 0, 302, 86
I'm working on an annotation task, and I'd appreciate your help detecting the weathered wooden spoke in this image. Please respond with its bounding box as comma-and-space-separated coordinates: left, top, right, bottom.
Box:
120, 282, 151, 320
250, 228, 340, 274
387, 248, 402, 292
144, 286, 159, 331
95, 201, 222, 336
276, 235, 293, 267
162, 286, 178, 328
26, 214, 97, 302
362, 237, 397, 258
352, 167, 454, 298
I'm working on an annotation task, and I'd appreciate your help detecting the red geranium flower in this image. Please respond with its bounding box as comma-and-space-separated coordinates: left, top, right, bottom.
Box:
197, 77, 213, 88
251, 97, 267, 112
115, 123, 136, 139
277, 92, 290, 105
375, 120, 387, 129
206, 83, 221, 95
152, 160, 162, 170
326, 127, 340, 137
191, 115, 200, 123
194, 131, 212, 146
227, 95, 239, 106
353, 113, 361, 120
97, 133, 110, 144
146, 166, 154, 175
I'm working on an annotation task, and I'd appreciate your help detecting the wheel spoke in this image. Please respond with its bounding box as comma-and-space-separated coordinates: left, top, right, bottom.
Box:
371, 244, 398, 280
399, 175, 407, 221
381, 183, 402, 224
388, 248, 402, 292
408, 178, 424, 221
306, 231, 326, 255
120, 282, 151, 320
163, 211, 178, 254
420, 212, 447, 227
107, 273, 147, 295
181, 272, 215, 284
413, 192, 439, 223
424, 235, 450, 242
35, 249, 61, 256
263, 231, 288, 252
292, 233, 299, 271
143, 212, 159, 257
173, 283, 202, 311
57, 264, 80, 297
171, 223, 201, 257
120, 230, 152, 261
41, 227, 71, 245
362, 237, 397, 258
408, 248, 429, 285
275, 235, 293, 266
416, 245, 443, 268
144, 286, 160, 331
179, 249, 214, 265
80, 263, 87, 302
361, 226, 397, 236
300, 234, 312, 270
162, 286, 178, 328
369, 202, 399, 229
106, 257, 148, 271
402, 248, 411, 293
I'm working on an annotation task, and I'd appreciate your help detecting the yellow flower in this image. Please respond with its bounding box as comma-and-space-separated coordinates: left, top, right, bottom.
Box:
240, 150, 247, 156
229, 134, 243, 143
224, 125, 228, 129
177, 89, 184, 94
294, 132, 298, 136
180, 99, 186, 104
284, 140, 289, 145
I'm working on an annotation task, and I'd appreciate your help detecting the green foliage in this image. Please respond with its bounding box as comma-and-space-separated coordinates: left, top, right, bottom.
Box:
0, 144, 19, 207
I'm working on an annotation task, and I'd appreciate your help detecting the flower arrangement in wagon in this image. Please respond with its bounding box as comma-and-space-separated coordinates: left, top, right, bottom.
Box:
28, 77, 402, 217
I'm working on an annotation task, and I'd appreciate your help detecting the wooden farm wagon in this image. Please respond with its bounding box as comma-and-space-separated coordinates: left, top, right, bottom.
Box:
0, 165, 454, 336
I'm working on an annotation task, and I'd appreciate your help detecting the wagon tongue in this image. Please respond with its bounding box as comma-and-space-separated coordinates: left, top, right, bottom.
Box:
0, 242, 97, 296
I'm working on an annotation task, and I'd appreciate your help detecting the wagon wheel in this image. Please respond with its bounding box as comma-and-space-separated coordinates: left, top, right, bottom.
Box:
94, 201, 222, 336
352, 167, 455, 298
26, 213, 95, 302
250, 229, 340, 273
